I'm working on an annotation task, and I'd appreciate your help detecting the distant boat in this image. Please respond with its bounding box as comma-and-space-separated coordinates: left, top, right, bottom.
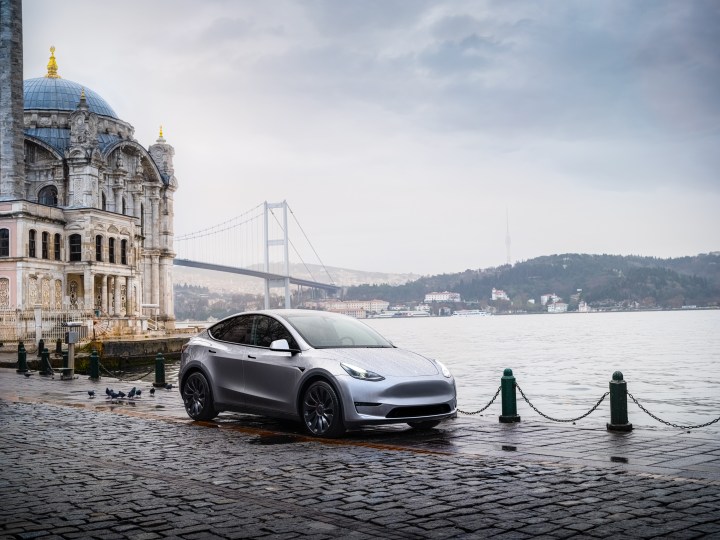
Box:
452, 310, 491, 317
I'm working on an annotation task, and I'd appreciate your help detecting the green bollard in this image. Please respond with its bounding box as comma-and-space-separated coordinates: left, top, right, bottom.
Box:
89, 350, 100, 381
39, 348, 52, 376
607, 371, 633, 432
499, 368, 521, 423
153, 352, 166, 388
16, 343, 28, 373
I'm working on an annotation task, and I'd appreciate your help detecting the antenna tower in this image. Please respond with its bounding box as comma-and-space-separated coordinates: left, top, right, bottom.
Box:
505, 208, 512, 265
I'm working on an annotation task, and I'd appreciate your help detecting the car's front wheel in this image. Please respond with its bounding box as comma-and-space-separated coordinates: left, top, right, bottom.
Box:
182, 372, 217, 421
407, 420, 441, 430
302, 380, 345, 438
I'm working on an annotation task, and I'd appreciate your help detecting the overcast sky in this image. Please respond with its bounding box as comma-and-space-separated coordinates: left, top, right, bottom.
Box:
22, 0, 720, 275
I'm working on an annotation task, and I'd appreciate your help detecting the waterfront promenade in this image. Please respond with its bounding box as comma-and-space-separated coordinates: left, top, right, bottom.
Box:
1, 365, 719, 539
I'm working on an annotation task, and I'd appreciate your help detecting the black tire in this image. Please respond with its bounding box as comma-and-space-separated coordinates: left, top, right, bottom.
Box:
407, 420, 441, 430
182, 372, 217, 421
302, 380, 345, 438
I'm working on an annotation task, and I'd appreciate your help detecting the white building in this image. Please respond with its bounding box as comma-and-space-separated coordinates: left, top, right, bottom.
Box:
424, 291, 462, 303
541, 293, 561, 306
491, 288, 509, 301
547, 302, 568, 313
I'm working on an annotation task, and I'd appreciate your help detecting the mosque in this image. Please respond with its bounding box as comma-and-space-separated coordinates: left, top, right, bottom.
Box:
0, 35, 177, 334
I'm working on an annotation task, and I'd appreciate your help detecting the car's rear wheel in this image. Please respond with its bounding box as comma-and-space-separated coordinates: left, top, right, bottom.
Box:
407, 420, 441, 430
302, 380, 345, 438
182, 372, 217, 421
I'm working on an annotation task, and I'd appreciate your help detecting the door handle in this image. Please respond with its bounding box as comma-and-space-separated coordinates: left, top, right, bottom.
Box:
208, 349, 217, 354
248, 354, 256, 359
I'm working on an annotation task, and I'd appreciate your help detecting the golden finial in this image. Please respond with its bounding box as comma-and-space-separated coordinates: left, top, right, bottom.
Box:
159, 125, 163, 138
46, 46, 61, 79
80, 88, 86, 99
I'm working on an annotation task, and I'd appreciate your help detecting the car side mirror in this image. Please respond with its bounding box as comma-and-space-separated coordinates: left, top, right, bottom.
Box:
269, 339, 299, 354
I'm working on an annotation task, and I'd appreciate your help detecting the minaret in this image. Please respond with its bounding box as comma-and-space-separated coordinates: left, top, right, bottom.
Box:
0, 0, 26, 200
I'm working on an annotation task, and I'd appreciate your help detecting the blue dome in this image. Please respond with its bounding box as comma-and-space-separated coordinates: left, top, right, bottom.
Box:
24, 77, 118, 119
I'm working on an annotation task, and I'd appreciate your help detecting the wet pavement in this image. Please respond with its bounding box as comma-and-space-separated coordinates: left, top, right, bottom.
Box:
1, 365, 719, 539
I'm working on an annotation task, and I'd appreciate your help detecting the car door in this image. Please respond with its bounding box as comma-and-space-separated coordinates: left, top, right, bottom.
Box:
207, 314, 254, 406
243, 315, 305, 415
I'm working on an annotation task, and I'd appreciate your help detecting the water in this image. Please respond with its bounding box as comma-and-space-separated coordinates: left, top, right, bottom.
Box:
365, 310, 720, 435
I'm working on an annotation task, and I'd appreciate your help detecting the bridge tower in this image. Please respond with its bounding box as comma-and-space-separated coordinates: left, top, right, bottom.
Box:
264, 201, 291, 309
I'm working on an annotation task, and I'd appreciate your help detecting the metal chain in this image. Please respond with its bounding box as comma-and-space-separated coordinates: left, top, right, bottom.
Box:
99, 363, 156, 382
628, 392, 720, 430
458, 386, 502, 415
516, 383, 609, 423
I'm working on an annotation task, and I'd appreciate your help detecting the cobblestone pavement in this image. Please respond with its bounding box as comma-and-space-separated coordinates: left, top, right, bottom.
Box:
1, 368, 719, 539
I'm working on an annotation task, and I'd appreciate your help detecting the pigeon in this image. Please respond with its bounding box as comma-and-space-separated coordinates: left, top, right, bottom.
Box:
105, 387, 113, 397
110, 391, 120, 400
127, 387, 137, 399
149, 387, 155, 396
117, 391, 126, 399
135, 389, 142, 398
165, 383, 173, 390
88, 390, 95, 398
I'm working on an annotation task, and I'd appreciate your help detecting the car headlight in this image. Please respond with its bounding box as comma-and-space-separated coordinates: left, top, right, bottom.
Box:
435, 360, 452, 378
340, 362, 385, 381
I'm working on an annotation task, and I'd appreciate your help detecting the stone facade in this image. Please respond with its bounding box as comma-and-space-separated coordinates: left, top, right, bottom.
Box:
0, 37, 176, 331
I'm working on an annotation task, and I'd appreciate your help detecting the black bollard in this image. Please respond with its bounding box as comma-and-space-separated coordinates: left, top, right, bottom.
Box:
88, 350, 100, 381
607, 371, 633, 432
153, 352, 166, 387
55, 338, 62, 357
499, 368, 521, 423
16, 343, 28, 373
39, 348, 52, 376
37, 338, 45, 358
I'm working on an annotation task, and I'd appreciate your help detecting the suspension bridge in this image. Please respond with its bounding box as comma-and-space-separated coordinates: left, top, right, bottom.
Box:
173, 201, 341, 308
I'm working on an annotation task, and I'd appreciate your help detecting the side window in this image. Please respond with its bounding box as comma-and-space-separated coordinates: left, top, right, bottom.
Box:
38, 186, 58, 206
109, 238, 115, 263
69, 234, 82, 261
41, 232, 49, 259
0, 228, 9, 257
95, 235, 103, 262
29, 229, 36, 257
209, 315, 253, 345
54, 233, 61, 260
253, 316, 297, 348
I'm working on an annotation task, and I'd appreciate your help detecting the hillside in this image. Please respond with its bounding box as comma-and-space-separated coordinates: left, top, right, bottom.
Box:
343, 253, 720, 310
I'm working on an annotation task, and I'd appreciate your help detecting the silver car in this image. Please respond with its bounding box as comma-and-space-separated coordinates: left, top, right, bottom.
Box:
178, 309, 457, 437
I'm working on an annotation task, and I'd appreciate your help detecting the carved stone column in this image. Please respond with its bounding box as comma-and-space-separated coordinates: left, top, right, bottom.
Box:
101, 275, 108, 314
114, 275, 122, 316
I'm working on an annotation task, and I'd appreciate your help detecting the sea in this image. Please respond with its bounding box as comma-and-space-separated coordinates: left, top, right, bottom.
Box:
172, 310, 720, 436
365, 310, 720, 435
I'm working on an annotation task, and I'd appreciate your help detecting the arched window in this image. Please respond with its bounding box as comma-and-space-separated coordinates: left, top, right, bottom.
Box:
54, 233, 61, 260
109, 238, 115, 264
101, 192, 107, 211
121, 239, 127, 265
42, 232, 49, 259
29, 229, 37, 258
95, 235, 103, 262
69, 234, 82, 262
38, 185, 58, 206
0, 228, 9, 257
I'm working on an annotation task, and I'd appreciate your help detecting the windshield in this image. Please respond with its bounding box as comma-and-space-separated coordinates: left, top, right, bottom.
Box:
283, 312, 393, 349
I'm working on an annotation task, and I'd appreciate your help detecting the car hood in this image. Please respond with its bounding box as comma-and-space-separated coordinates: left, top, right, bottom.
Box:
317, 347, 440, 377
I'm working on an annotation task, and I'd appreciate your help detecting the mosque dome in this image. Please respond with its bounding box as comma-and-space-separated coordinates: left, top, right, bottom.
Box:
24, 77, 118, 119
23, 46, 118, 118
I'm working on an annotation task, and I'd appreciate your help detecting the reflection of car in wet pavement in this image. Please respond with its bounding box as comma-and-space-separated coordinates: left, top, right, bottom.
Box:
178, 309, 457, 437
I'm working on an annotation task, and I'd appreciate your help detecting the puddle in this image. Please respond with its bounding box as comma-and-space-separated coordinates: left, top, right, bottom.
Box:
248, 434, 301, 445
